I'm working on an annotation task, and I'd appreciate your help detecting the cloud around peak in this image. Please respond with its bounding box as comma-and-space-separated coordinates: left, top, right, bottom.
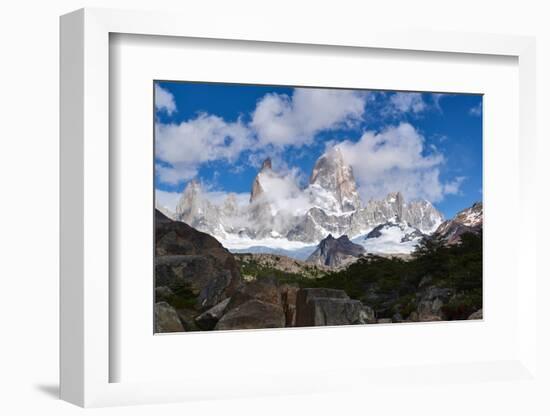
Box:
154, 84, 467, 205
338, 122, 463, 203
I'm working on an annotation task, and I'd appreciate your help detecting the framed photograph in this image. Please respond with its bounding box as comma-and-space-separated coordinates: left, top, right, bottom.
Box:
60, 8, 538, 408
153, 80, 483, 333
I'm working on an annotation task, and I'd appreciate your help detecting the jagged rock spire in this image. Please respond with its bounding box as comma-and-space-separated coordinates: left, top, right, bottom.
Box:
250, 158, 273, 203
309, 147, 361, 212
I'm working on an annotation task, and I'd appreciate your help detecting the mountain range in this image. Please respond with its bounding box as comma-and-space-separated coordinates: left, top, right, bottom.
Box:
160, 147, 445, 256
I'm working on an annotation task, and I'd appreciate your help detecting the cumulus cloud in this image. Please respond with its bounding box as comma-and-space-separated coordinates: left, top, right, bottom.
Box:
255, 168, 312, 215
251, 88, 366, 148
469, 102, 482, 116
155, 84, 177, 115
154, 87, 368, 186
155, 189, 181, 212
388, 92, 427, 114
338, 123, 463, 202
155, 114, 253, 184
443, 176, 466, 195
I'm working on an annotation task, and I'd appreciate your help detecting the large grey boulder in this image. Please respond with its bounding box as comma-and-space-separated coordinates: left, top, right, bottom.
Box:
415, 286, 453, 321
213, 277, 286, 331
468, 309, 483, 320
195, 298, 231, 330
226, 277, 282, 310
358, 305, 376, 324
280, 284, 299, 327
295, 288, 364, 327
215, 300, 285, 330
154, 302, 184, 333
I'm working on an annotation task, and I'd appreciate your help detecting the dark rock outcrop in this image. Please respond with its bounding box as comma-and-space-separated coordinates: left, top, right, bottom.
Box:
306, 234, 365, 268
280, 284, 299, 327
155, 209, 241, 310
194, 298, 231, 330
215, 300, 286, 330
154, 302, 184, 333
215, 277, 285, 330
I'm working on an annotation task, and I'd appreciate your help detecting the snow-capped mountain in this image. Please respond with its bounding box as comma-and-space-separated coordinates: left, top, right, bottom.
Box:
433, 202, 482, 245
352, 217, 425, 255
171, 148, 444, 255
249, 158, 273, 203
308, 147, 361, 213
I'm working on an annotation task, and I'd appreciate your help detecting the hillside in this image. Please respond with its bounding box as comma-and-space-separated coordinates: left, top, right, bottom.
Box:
235, 253, 330, 282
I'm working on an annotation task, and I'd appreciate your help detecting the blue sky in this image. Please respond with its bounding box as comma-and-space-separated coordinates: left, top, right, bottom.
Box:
154, 81, 482, 219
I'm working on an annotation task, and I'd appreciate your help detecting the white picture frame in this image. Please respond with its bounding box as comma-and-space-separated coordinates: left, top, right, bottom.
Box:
60, 8, 538, 408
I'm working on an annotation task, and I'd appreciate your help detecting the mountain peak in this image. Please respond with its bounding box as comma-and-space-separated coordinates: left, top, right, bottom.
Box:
309, 147, 361, 212
307, 233, 365, 268
261, 158, 272, 171
432, 202, 482, 245
250, 158, 274, 203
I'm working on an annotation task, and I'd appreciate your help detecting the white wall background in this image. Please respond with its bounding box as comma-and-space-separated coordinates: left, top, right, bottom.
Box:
0, 1, 548, 415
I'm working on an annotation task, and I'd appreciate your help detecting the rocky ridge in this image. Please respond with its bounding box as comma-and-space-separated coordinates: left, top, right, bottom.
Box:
433, 202, 483, 245
170, 148, 444, 247
306, 234, 365, 268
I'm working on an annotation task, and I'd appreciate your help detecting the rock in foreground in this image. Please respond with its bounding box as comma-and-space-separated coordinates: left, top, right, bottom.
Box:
155, 209, 241, 310
215, 278, 286, 330
215, 300, 286, 330
154, 302, 184, 333
295, 288, 367, 326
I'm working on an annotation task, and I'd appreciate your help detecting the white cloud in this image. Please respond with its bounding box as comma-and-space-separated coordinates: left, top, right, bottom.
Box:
251, 88, 366, 148
338, 123, 463, 203
388, 92, 427, 114
202, 190, 250, 207
443, 176, 466, 195
154, 88, 367, 186
469, 102, 482, 116
431, 93, 445, 112
255, 168, 312, 215
155, 84, 177, 115
156, 187, 250, 213
155, 113, 253, 184
155, 190, 181, 212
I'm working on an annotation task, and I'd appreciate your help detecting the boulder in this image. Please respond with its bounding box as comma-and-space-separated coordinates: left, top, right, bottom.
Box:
227, 277, 282, 310
155, 254, 233, 309
416, 286, 453, 322
280, 284, 299, 327
377, 318, 392, 324
195, 298, 231, 330
176, 308, 200, 331
154, 209, 241, 310
468, 309, 483, 320
154, 302, 184, 333
358, 305, 377, 324
155, 285, 174, 302
215, 300, 285, 330
392, 312, 404, 323
295, 288, 364, 327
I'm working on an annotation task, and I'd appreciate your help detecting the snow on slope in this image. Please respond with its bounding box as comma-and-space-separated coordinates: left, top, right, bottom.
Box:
352, 219, 424, 254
